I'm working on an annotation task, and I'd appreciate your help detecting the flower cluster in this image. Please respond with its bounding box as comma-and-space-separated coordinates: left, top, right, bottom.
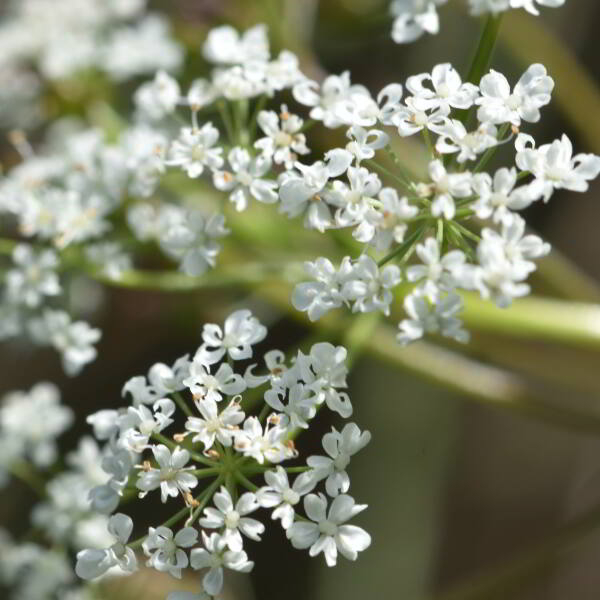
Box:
72, 310, 371, 597
0, 0, 181, 128
390, 0, 567, 44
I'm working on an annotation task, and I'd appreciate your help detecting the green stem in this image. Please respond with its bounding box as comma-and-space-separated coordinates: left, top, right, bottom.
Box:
235, 471, 259, 492
365, 159, 411, 191
151, 432, 218, 468
457, 14, 504, 126
248, 95, 268, 140
377, 223, 429, 267
186, 475, 224, 526
473, 123, 511, 173
217, 100, 236, 145
172, 391, 193, 418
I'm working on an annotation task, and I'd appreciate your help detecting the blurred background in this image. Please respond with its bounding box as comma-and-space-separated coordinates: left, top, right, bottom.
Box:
1, 1, 600, 599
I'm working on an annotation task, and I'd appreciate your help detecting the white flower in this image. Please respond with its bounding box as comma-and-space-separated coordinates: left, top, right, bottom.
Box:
127, 201, 185, 242
287, 493, 371, 566
136, 445, 198, 503
190, 531, 254, 596
5, 244, 61, 308
213, 147, 278, 211
472, 167, 541, 221
75, 513, 137, 580
427, 159, 472, 220
0, 382, 73, 468
197, 309, 267, 365
345, 125, 389, 164
329, 166, 382, 230
278, 151, 353, 231
406, 238, 466, 299
307, 423, 371, 497
185, 397, 245, 450
342, 255, 401, 316
167, 123, 224, 178
28, 310, 101, 376
202, 24, 269, 65
234, 416, 296, 464
185, 79, 219, 110
257, 467, 316, 529
293, 71, 371, 129
143, 526, 198, 579
397, 291, 469, 344
435, 120, 498, 163
406, 63, 479, 112
291, 257, 353, 321
134, 70, 181, 121
254, 105, 309, 169
264, 382, 318, 429
392, 96, 448, 137
515, 133, 600, 202
184, 360, 246, 403
122, 355, 190, 406
390, 0, 448, 44
509, 0, 565, 16
476, 64, 554, 126
160, 209, 229, 276
296, 342, 353, 418
120, 398, 176, 453
363, 187, 418, 251
200, 486, 264, 552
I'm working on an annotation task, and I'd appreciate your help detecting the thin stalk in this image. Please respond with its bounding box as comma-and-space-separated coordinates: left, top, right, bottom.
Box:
248, 95, 268, 140
365, 159, 411, 191
186, 475, 224, 526
151, 432, 218, 468
172, 391, 193, 418
473, 123, 511, 173
217, 100, 236, 144
235, 471, 259, 492
378, 223, 429, 267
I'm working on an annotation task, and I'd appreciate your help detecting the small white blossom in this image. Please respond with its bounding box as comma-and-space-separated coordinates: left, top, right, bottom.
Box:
257, 467, 316, 529
427, 159, 472, 220
406, 63, 479, 112
390, 0, 448, 44
287, 493, 371, 566
134, 70, 181, 121
200, 486, 264, 551
264, 382, 318, 429
213, 147, 278, 211
392, 97, 448, 137
184, 360, 246, 403
254, 105, 309, 169
515, 133, 600, 202
234, 416, 296, 464
167, 123, 224, 178
436, 120, 498, 163
202, 24, 269, 65
136, 445, 198, 503
185, 397, 245, 450
190, 531, 254, 596
197, 309, 267, 365
307, 423, 371, 497
143, 526, 198, 579
476, 64, 554, 126
160, 210, 229, 276
75, 513, 137, 580
28, 310, 101, 376
5, 244, 61, 308
397, 291, 469, 344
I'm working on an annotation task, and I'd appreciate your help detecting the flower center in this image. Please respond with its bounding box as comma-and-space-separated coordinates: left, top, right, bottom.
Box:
274, 131, 293, 147
225, 510, 240, 529
334, 453, 350, 471
318, 520, 338, 536
282, 488, 300, 505
237, 171, 253, 187
191, 145, 206, 162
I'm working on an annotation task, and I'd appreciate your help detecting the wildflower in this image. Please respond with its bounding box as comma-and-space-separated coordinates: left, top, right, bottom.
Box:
286, 493, 371, 566
143, 526, 198, 579
167, 123, 224, 178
